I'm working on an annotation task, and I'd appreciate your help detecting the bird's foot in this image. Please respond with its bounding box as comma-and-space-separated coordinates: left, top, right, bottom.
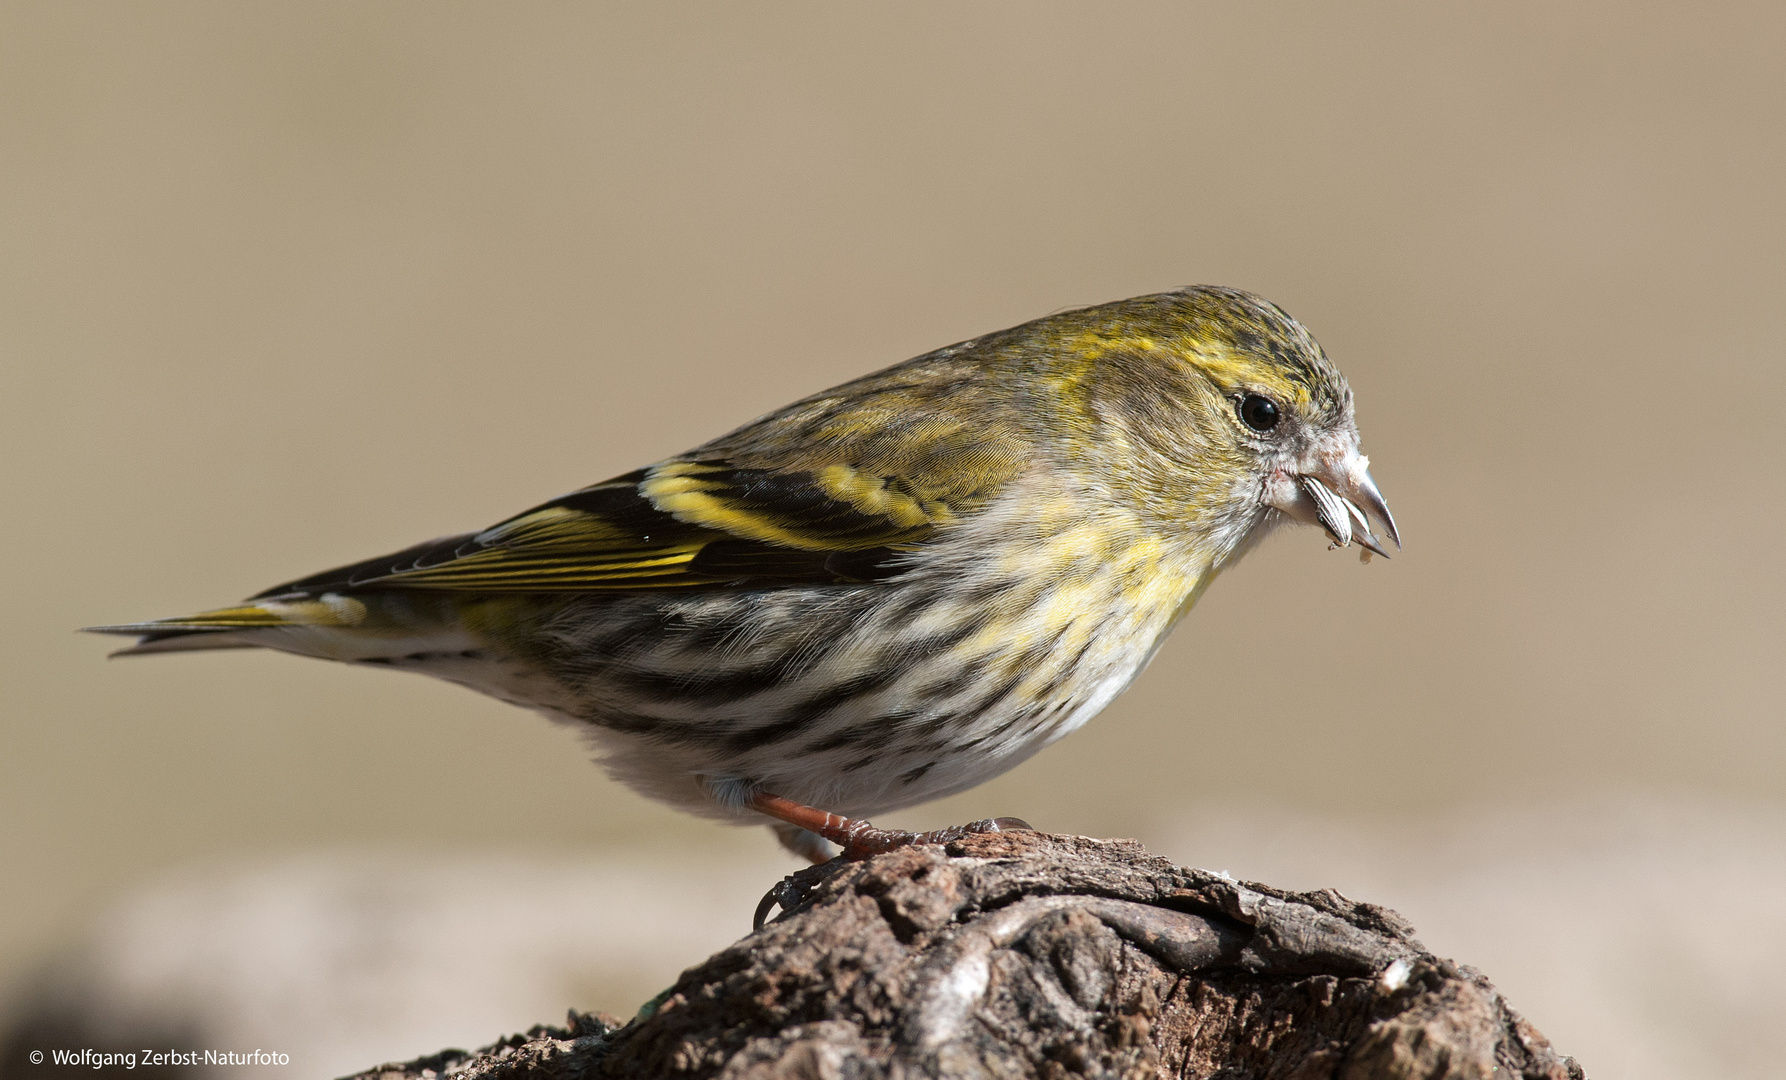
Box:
831, 816, 1035, 860
749, 808, 1036, 930
750, 791, 1031, 863
770, 823, 838, 864
753, 861, 838, 930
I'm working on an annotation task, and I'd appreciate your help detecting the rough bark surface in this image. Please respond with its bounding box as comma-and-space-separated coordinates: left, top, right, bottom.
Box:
345, 831, 1583, 1080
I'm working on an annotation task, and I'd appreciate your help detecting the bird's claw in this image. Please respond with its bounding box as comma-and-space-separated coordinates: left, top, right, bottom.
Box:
753, 861, 841, 930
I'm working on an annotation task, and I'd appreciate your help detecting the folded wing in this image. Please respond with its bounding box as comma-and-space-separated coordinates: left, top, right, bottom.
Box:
252, 453, 998, 597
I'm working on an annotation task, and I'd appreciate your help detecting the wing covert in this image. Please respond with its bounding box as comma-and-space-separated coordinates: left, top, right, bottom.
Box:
253, 458, 980, 597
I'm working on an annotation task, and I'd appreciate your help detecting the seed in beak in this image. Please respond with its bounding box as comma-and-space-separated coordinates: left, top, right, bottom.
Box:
1300, 475, 1393, 558
1299, 475, 1352, 547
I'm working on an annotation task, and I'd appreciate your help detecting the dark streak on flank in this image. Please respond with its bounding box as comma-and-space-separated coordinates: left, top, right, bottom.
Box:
615, 648, 819, 706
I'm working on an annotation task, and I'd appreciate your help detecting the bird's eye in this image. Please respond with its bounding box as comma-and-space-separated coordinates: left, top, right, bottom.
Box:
1239, 394, 1280, 432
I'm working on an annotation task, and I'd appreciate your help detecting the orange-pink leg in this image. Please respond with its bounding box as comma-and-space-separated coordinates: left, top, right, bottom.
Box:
749, 791, 1031, 862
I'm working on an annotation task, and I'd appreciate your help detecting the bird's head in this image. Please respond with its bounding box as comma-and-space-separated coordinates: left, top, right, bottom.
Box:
1022, 286, 1398, 563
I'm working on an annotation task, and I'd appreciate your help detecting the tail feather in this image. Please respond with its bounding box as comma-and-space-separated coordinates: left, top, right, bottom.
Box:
99, 629, 265, 657
86, 596, 369, 657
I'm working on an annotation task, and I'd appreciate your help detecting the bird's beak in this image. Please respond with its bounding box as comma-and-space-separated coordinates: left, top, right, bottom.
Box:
1262, 449, 1400, 559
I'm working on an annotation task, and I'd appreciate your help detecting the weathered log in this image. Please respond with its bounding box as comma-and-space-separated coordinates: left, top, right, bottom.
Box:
346, 831, 1583, 1079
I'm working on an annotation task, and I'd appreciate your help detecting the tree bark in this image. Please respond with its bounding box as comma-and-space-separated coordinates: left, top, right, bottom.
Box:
346, 831, 1583, 1080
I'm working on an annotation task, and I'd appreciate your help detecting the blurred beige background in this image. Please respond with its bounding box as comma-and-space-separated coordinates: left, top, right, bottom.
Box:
2, 2, 1782, 1076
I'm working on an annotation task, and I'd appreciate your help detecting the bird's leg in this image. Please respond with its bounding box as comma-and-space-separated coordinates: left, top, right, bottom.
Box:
749, 791, 1032, 861
770, 823, 837, 864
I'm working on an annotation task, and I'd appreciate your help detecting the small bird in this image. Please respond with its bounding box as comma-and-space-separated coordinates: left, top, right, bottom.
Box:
92, 287, 1397, 862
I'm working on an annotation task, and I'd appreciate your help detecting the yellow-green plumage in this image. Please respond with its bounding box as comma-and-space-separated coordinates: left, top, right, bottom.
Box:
91, 287, 1397, 853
